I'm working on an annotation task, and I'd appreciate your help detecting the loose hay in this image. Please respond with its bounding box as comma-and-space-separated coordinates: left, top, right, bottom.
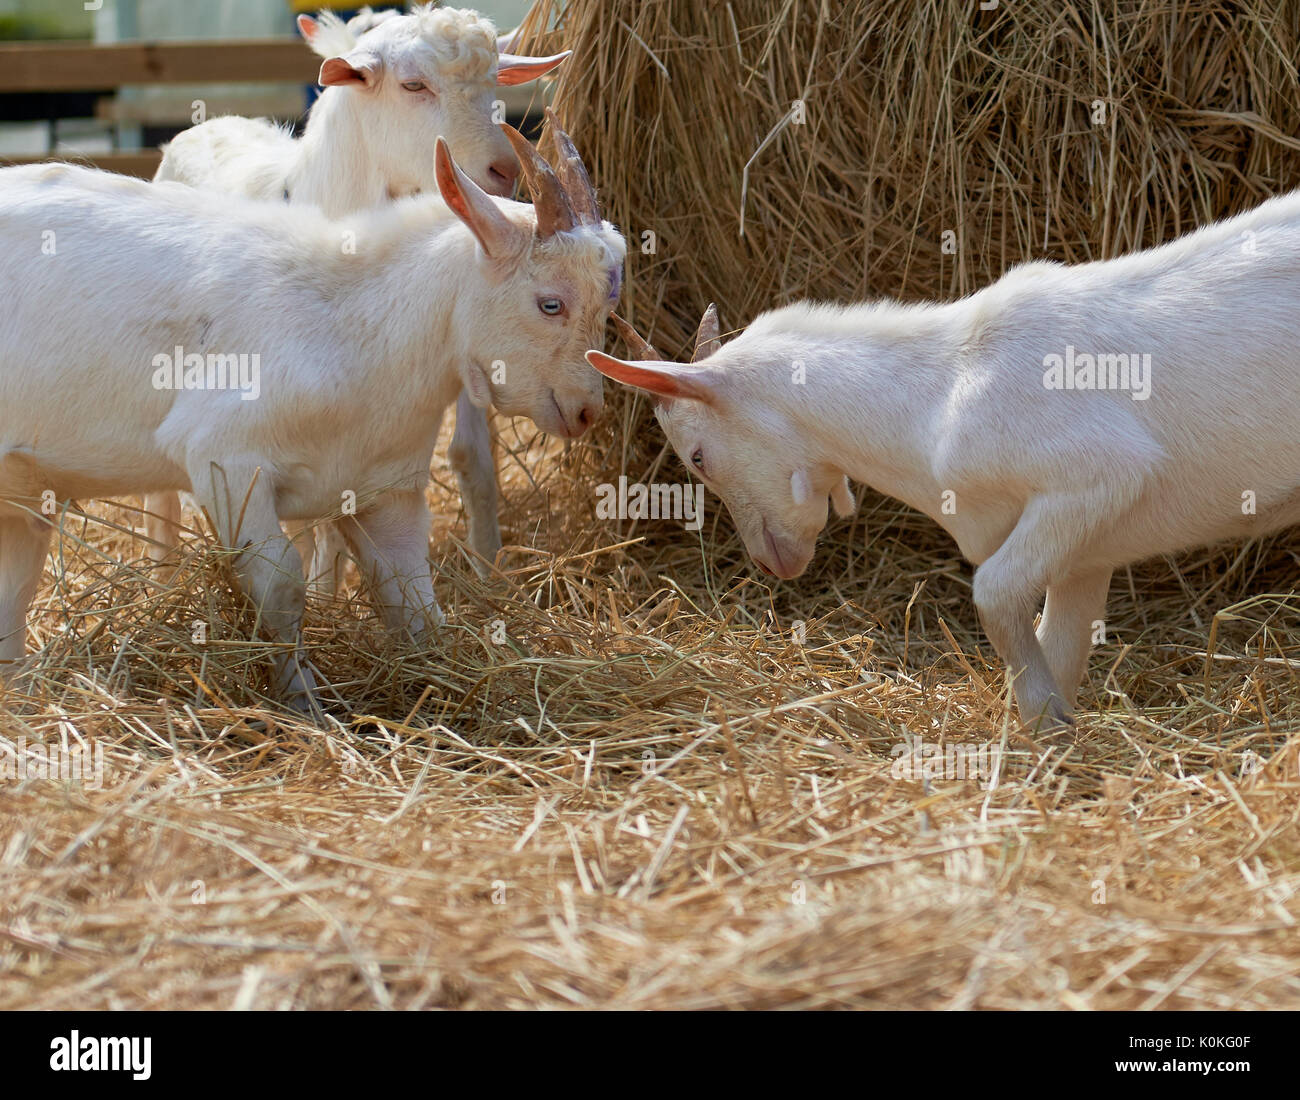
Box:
2, 0, 1300, 1009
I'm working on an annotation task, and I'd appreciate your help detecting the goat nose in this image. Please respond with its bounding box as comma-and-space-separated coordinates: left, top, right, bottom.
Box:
575, 403, 598, 432
486, 158, 519, 196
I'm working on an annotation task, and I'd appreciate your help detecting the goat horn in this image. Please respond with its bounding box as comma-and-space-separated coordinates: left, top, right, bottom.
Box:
693, 303, 722, 362
544, 107, 601, 225
500, 123, 576, 238
610, 314, 660, 361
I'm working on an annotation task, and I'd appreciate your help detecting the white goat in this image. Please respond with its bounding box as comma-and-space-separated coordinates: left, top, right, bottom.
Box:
146, 4, 571, 584
590, 195, 1300, 729
0, 128, 625, 714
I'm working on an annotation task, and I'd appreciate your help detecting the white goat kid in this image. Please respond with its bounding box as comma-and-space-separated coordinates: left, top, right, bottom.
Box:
154, 4, 567, 210
146, 3, 570, 584
590, 194, 1300, 729
0, 130, 625, 714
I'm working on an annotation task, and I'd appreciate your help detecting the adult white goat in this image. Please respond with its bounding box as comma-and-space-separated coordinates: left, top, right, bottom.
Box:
145, 4, 570, 584
0, 125, 625, 714
590, 194, 1300, 730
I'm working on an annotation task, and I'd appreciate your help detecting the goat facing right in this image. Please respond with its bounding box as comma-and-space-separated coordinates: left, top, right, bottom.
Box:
148, 4, 573, 584
589, 194, 1300, 730
0, 126, 626, 716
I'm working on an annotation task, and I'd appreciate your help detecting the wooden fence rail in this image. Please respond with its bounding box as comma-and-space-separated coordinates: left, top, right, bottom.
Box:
0, 38, 547, 177
0, 151, 161, 176
0, 39, 320, 93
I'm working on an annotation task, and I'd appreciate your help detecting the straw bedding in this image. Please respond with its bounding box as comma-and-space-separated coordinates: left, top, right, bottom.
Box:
1, 0, 1298, 1009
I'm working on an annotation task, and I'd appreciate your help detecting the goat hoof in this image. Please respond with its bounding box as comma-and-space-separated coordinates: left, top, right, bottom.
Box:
468, 535, 503, 580
284, 694, 326, 727
1018, 700, 1076, 752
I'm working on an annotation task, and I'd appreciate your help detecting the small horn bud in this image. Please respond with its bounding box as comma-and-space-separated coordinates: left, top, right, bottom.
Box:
693, 303, 722, 362
610, 313, 661, 361
500, 122, 577, 238
544, 108, 601, 225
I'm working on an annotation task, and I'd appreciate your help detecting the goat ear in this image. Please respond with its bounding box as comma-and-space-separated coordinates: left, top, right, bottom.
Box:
297, 14, 318, 41
830, 476, 855, 517
791, 469, 812, 506
496, 51, 571, 86
585, 351, 716, 405
434, 138, 520, 259
319, 50, 381, 89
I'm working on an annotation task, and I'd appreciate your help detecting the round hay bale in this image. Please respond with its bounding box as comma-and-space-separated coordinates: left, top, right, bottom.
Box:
516, 0, 1300, 486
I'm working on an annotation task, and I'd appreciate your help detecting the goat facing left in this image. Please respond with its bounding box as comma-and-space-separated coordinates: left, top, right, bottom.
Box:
0, 127, 626, 715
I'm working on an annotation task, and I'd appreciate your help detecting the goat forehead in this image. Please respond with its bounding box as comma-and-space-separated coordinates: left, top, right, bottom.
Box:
376, 9, 496, 83
658, 404, 707, 446
532, 240, 623, 295
664, 400, 766, 457
389, 42, 489, 85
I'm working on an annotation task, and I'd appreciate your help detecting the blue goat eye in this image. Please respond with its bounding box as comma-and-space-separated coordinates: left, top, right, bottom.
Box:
539, 298, 564, 316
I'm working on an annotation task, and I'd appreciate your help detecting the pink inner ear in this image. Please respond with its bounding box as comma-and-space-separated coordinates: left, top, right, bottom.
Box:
435, 140, 503, 258
434, 142, 470, 222
296, 14, 317, 40
585, 351, 704, 403
495, 51, 571, 86
319, 57, 371, 87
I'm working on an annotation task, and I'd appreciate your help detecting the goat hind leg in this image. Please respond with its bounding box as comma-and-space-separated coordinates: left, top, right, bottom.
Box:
308, 522, 350, 598
143, 491, 184, 565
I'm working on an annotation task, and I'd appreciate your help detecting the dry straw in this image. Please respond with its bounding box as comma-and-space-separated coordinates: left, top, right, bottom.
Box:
1, 0, 1298, 1009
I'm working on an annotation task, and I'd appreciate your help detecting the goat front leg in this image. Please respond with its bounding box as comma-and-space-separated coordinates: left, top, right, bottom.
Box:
189, 460, 318, 715
448, 390, 502, 577
1037, 566, 1112, 712
972, 495, 1102, 730
339, 489, 445, 641
0, 514, 52, 667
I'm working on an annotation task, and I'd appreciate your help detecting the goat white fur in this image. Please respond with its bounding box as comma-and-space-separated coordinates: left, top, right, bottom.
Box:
0, 151, 625, 712
147, 4, 571, 583
589, 192, 1300, 728
156, 4, 567, 212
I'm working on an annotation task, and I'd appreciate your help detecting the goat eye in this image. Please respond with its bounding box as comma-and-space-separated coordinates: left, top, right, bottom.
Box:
691, 449, 704, 470
401, 81, 425, 92
538, 297, 565, 316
